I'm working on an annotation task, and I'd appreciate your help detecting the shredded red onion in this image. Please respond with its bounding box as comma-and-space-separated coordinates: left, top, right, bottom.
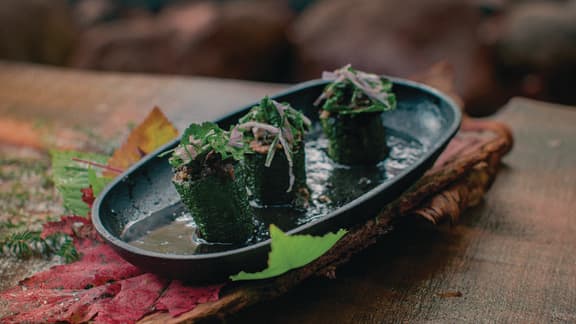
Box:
237, 121, 280, 135
272, 100, 286, 118
228, 126, 244, 148
271, 101, 294, 143
300, 113, 312, 127
317, 64, 390, 107
174, 144, 197, 164
277, 132, 295, 192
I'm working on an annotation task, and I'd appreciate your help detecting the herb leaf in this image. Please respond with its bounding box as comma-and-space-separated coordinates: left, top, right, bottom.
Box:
0, 231, 79, 263
230, 224, 347, 281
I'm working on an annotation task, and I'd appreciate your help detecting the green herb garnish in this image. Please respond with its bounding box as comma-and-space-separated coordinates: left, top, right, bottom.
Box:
169, 122, 248, 169
315, 64, 397, 115
0, 231, 79, 263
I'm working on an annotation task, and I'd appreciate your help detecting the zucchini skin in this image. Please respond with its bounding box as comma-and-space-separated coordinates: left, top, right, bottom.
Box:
321, 111, 388, 165
243, 142, 307, 206
172, 164, 253, 244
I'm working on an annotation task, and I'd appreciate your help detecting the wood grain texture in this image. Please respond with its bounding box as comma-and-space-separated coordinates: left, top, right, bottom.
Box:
0, 61, 284, 150
1, 62, 575, 323
229, 98, 576, 323
140, 114, 513, 323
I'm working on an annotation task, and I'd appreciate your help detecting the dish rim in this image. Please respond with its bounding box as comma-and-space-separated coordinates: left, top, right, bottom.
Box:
92, 77, 462, 260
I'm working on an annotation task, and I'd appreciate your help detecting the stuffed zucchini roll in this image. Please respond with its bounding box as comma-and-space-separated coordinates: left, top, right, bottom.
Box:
169, 122, 253, 244
235, 97, 311, 207
315, 65, 397, 165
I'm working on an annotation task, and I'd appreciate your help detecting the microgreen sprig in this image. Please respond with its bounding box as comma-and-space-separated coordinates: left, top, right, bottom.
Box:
315, 64, 397, 115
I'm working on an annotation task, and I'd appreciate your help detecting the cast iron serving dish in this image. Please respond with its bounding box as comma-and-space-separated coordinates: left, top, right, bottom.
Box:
92, 78, 462, 282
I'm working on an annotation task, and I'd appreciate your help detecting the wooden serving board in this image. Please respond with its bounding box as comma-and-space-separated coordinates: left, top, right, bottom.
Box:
2, 62, 576, 323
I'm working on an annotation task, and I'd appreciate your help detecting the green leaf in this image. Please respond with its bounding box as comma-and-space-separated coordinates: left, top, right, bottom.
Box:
230, 224, 347, 281
50, 150, 109, 216
87, 168, 112, 197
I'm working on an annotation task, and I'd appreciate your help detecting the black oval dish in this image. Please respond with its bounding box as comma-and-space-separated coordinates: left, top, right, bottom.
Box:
92, 78, 461, 283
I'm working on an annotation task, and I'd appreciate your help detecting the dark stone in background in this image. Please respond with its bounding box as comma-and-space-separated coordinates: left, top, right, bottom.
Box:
289, 0, 505, 115
69, 0, 294, 82
495, 1, 576, 105
0, 0, 76, 65
0, 0, 575, 113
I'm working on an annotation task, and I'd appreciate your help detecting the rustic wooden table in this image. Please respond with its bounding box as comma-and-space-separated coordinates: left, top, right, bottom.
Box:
1, 62, 575, 323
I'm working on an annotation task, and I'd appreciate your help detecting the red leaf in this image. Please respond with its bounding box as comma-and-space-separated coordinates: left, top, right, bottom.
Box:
41, 215, 93, 239
61, 283, 122, 323
81, 186, 96, 209
155, 281, 223, 317
3, 239, 223, 322
3, 269, 167, 324
0, 285, 73, 316
91, 273, 168, 324
19, 243, 141, 290
0, 283, 120, 324
2, 139, 227, 323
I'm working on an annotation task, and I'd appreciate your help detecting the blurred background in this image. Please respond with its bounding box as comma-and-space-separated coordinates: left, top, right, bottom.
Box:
1, 0, 575, 116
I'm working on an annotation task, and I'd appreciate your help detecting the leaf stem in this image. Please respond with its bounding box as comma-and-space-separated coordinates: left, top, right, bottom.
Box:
71, 158, 123, 174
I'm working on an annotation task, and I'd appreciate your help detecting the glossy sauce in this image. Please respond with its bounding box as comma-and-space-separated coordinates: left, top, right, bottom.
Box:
127, 129, 423, 254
